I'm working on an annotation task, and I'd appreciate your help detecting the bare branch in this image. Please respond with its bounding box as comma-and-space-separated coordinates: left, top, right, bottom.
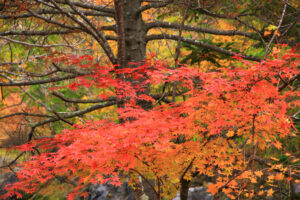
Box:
146, 21, 257, 39
28, 101, 117, 140
0, 112, 53, 120
52, 90, 117, 103
174, 1, 191, 64
146, 34, 262, 62
194, 7, 253, 20
139, 0, 173, 12
173, 0, 191, 102
0, 8, 114, 19
0, 36, 77, 48
0, 30, 78, 36
263, 0, 288, 59
0, 152, 25, 169
52, 63, 91, 76
194, 7, 262, 34
0, 74, 79, 86
53, 0, 114, 14
278, 74, 299, 92
23, 70, 59, 77
52, 0, 116, 64
27, 9, 84, 30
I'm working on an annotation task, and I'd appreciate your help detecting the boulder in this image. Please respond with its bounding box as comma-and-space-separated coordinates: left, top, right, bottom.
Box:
172, 187, 213, 200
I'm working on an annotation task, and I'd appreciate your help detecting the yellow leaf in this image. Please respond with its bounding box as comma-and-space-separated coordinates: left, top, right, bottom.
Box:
207, 184, 218, 195
274, 173, 284, 181
250, 177, 257, 183
273, 141, 282, 149
264, 31, 271, 36
258, 190, 264, 195
274, 30, 280, 37
270, 157, 279, 161
266, 25, 277, 31
226, 131, 234, 137
292, 158, 299, 163
255, 171, 263, 177
222, 188, 232, 194
267, 188, 274, 197
268, 174, 274, 180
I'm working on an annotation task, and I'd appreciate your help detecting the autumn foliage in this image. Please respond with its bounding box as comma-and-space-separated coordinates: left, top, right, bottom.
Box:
1, 46, 299, 199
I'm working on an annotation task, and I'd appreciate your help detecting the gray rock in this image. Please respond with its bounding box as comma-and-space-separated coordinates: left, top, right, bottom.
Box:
172, 187, 213, 200
87, 184, 214, 200
87, 182, 134, 200
0, 172, 18, 197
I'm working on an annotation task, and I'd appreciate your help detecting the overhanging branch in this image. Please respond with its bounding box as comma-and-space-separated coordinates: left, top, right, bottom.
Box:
0, 30, 79, 36
0, 74, 79, 86
28, 100, 117, 140
0, 9, 114, 19
52, 90, 117, 103
139, 0, 173, 12
48, 0, 114, 14
146, 34, 262, 61
146, 21, 257, 39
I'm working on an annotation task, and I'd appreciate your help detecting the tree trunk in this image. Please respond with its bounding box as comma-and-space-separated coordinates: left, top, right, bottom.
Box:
116, 1, 154, 199
180, 179, 190, 200
121, 0, 152, 110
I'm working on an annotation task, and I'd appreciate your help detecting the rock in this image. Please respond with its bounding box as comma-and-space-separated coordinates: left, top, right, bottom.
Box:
0, 172, 18, 197
86, 182, 134, 200
172, 187, 213, 200
87, 184, 214, 200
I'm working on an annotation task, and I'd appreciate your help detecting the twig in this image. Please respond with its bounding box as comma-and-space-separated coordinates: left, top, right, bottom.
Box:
263, 0, 288, 59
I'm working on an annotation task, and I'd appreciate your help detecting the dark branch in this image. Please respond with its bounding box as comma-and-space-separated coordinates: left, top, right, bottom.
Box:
194, 7, 261, 33
146, 34, 262, 61
0, 112, 53, 120
53, 0, 116, 64
0, 8, 114, 19
146, 21, 257, 39
0, 74, 78, 86
52, 90, 117, 103
51, 0, 114, 14
0, 152, 25, 169
28, 101, 117, 140
139, 0, 173, 12
52, 63, 91, 76
278, 74, 299, 92
0, 30, 79, 36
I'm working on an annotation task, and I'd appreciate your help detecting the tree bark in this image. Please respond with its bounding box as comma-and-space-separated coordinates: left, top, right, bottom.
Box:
180, 179, 190, 200
116, 1, 154, 199
117, 0, 152, 110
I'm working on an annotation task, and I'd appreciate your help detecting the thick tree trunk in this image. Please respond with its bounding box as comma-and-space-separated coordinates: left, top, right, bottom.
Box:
116, 1, 154, 200
180, 179, 190, 200
123, 0, 146, 65
121, 0, 152, 110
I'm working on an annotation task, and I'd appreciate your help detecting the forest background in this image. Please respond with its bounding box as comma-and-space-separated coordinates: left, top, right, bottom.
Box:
0, 0, 299, 199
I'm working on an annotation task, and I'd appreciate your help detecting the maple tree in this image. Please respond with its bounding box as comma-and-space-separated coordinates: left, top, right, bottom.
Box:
0, 0, 299, 200
0, 46, 299, 200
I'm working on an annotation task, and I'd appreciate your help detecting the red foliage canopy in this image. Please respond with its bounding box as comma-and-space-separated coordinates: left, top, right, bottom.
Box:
2, 46, 299, 199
